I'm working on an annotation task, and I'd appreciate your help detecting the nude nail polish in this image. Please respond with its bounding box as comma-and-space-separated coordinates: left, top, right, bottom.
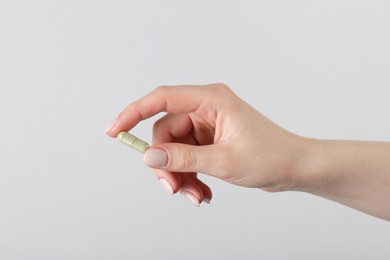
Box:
105, 117, 118, 133
159, 178, 174, 195
180, 190, 200, 207
144, 148, 168, 168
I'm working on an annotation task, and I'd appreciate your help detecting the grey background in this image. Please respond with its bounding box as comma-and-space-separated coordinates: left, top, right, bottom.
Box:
1, 0, 389, 259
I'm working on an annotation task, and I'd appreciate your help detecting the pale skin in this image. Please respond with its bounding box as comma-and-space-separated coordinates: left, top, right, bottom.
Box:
106, 83, 390, 221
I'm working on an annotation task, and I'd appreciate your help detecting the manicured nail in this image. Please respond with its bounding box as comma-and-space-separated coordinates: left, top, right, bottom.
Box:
105, 117, 118, 133
144, 148, 168, 168
159, 178, 173, 195
180, 190, 200, 207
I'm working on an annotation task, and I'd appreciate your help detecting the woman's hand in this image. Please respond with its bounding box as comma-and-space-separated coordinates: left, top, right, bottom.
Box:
106, 83, 308, 206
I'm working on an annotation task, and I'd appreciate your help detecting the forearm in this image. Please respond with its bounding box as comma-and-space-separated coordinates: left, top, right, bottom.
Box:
295, 139, 390, 220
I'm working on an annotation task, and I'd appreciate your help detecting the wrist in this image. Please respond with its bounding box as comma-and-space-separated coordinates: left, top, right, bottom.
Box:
286, 136, 325, 192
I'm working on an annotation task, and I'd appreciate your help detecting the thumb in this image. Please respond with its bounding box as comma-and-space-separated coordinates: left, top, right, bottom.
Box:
143, 143, 227, 175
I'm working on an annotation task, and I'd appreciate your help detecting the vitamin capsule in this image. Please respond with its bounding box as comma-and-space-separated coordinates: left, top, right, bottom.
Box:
117, 131, 149, 153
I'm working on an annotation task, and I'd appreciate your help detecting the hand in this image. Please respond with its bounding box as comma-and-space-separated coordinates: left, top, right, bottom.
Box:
106, 83, 390, 220
106, 84, 308, 206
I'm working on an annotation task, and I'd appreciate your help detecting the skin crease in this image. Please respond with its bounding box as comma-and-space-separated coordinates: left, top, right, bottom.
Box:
106, 83, 390, 221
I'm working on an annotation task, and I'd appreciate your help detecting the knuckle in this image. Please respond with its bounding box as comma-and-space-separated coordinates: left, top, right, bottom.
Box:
209, 83, 235, 104
154, 85, 169, 94
211, 83, 231, 93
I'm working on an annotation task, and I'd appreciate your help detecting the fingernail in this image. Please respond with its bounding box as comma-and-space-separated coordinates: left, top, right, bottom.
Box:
159, 178, 174, 195
105, 117, 118, 133
144, 148, 168, 168
180, 190, 200, 207
203, 198, 211, 204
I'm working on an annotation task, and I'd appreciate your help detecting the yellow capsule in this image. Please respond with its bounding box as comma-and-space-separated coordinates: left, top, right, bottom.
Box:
117, 131, 150, 153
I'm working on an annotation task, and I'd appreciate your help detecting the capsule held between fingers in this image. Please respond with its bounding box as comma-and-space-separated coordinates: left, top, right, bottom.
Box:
117, 131, 150, 153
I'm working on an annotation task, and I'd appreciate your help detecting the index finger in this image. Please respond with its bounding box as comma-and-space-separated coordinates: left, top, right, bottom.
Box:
106, 84, 215, 137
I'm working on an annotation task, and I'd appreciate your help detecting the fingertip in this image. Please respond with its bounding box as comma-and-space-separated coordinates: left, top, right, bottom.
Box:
159, 178, 174, 195
169, 178, 181, 194
105, 118, 117, 136
106, 130, 117, 138
105, 115, 134, 138
179, 175, 204, 205
189, 175, 213, 203
180, 190, 201, 207
106, 116, 126, 138
144, 148, 168, 168
154, 170, 181, 194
